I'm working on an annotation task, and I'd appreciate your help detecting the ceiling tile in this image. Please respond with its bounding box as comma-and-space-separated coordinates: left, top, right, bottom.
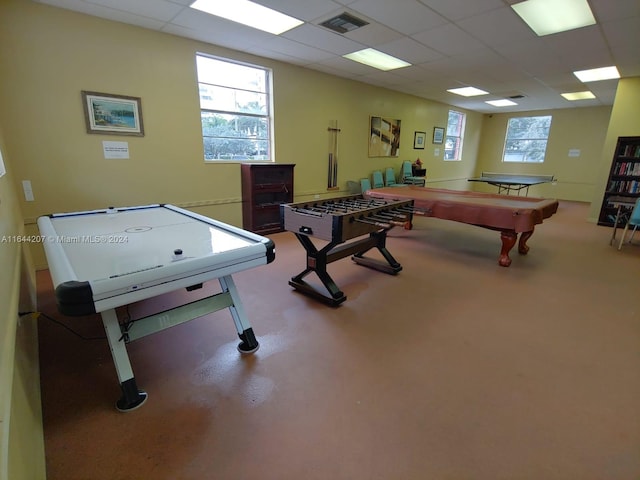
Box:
412, 23, 486, 56
80, 0, 183, 22
455, 6, 536, 48
282, 24, 365, 55
342, 20, 404, 46
255, 0, 344, 21
418, 0, 504, 22
250, 36, 338, 63
375, 37, 442, 65
169, 8, 274, 46
349, 0, 447, 35
34, 0, 168, 29
542, 25, 613, 71
589, 0, 640, 22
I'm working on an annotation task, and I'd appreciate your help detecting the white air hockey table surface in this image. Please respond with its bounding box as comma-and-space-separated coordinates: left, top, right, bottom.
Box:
38, 203, 275, 411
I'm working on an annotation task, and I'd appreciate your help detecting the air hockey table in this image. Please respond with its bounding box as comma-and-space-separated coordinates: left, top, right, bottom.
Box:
37, 204, 275, 411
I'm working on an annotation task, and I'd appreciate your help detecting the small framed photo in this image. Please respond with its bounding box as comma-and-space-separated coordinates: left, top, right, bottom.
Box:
81, 91, 144, 136
433, 127, 444, 144
413, 131, 426, 149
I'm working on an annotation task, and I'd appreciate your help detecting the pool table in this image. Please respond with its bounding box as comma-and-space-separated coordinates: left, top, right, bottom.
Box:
365, 186, 558, 267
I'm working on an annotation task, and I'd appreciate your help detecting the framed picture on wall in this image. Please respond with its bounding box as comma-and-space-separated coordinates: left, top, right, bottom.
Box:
413, 131, 426, 149
433, 127, 444, 144
81, 91, 144, 136
369, 116, 401, 157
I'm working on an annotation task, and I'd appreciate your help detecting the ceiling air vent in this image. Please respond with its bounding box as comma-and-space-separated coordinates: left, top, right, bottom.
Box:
509, 94, 525, 99
320, 13, 369, 34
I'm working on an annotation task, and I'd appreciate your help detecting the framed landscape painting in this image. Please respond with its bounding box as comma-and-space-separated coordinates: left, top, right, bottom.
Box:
82, 91, 144, 136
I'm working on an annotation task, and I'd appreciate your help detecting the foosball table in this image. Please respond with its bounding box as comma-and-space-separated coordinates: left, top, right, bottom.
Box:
280, 194, 415, 306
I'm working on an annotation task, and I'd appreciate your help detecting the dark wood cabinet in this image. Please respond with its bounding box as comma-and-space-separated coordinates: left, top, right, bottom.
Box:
598, 136, 640, 226
241, 163, 295, 234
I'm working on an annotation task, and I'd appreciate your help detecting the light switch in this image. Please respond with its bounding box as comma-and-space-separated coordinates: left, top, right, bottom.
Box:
22, 180, 34, 201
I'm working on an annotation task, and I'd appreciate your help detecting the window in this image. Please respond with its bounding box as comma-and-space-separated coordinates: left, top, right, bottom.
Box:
503, 115, 552, 162
196, 54, 272, 161
445, 110, 466, 161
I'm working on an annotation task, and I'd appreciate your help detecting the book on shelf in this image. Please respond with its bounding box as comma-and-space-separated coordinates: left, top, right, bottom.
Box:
613, 161, 640, 176
608, 180, 640, 193
620, 144, 640, 158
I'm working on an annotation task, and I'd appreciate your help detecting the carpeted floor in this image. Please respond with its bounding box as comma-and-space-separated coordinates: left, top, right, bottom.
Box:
37, 200, 640, 480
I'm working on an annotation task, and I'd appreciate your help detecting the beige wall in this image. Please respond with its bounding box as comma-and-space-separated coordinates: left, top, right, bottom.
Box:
475, 106, 612, 200
0, 1, 484, 268
587, 77, 640, 222
0, 124, 45, 479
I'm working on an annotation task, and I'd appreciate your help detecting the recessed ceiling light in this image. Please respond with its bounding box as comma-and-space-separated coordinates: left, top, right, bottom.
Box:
190, 0, 303, 35
511, 0, 596, 36
343, 48, 411, 71
561, 91, 596, 100
574, 66, 620, 82
485, 99, 518, 107
447, 87, 489, 97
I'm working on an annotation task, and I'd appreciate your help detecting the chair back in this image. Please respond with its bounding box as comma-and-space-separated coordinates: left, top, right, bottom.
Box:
401, 161, 413, 180
631, 198, 640, 225
385, 167, 397, 186
372, 170, 384, 188
360, 178, 371, 193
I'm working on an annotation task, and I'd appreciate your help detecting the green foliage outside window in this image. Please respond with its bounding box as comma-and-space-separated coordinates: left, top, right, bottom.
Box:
503, 116, 552, 162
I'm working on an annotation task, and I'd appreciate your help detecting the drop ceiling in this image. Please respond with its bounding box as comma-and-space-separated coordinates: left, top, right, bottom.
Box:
32, 0, 640, 113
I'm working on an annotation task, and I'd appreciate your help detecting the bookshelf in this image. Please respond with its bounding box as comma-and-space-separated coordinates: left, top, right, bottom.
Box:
241, 163, 295, 234
598, 136, 640, 226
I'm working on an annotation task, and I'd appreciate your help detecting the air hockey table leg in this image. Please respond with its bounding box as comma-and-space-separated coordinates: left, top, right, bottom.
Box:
101, 309, 148, 412
219, 275, 259, 354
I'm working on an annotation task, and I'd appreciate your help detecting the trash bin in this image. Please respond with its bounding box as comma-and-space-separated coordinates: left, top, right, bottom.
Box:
347, 180, 361, 194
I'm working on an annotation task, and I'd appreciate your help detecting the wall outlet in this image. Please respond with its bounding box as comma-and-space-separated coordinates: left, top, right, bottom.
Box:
22, 180, 34, 201
314, 194, 320, 199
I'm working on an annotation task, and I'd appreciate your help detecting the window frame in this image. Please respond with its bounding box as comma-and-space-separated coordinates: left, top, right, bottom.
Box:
196, 53, 274, 163
502, 115, 552, 163
444, 110, 466, 161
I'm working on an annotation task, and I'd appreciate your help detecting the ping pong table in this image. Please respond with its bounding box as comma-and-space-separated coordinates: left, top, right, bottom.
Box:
468, 172, 555, 196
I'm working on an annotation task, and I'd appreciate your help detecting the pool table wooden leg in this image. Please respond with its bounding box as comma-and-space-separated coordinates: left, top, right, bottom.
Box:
498, 231, 517, 267
518, 230, 533, 254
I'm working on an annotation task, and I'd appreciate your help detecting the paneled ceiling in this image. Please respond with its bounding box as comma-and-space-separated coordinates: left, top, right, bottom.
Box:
33, 0, 640, 113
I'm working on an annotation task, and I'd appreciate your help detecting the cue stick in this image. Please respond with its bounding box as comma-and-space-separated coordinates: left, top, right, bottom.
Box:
332, 124, 338, 187
327, 121, 341, 189
333, 121, 339, 187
